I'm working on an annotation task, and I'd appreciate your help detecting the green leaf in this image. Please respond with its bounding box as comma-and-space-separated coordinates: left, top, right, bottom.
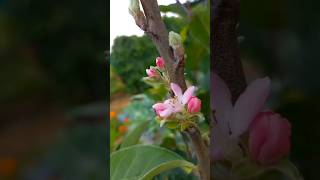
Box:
120, 121, 149, 148
141, 160, 195, 179
110, 145, 196, 180
184, 4, 210, 71
231, 158, 303, 180
159, 4, 187, 17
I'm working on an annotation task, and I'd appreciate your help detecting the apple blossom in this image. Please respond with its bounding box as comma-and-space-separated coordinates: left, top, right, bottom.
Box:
210, 72, 271, 161
249, 111, 291, 165
152, 83, 196, 118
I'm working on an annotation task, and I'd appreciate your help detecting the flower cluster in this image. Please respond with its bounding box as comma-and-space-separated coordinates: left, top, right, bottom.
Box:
143, 56, 202, 130
211, 72, 291, 165
153, 83, 201, 117
143, 57, 169, 87
152, 83, 202, 130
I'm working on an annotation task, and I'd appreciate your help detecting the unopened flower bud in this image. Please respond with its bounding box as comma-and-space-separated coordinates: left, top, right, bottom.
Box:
249, 111, 291, 165
169, 31, 183, 49
129, 0, 140, 17
146, 68, 157, 77
187, 96, 201, 113
156, 57, 165, 69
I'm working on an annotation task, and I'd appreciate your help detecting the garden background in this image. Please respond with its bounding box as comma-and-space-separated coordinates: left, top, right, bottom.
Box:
0, 0, 319, 179
0, 0, 107, 179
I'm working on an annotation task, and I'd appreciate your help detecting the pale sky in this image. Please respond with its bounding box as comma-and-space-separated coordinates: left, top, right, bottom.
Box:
110, 0, 187, 49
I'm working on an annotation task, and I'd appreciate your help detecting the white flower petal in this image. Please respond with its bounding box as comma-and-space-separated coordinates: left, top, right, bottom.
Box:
170, 83, 182, 98
182, 86, 196, 105
159, 107, 173, 118
211, 73, 233, 134
231, 77, 271, 136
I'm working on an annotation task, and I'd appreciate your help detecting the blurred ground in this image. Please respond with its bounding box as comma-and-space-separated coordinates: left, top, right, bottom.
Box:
110, 94, 130, 113
0, 104, 67, 178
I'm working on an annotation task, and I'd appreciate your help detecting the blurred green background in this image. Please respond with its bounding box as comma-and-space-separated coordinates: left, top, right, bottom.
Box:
0, 0, 318, 179
240, 0, 320, 179
0, 0, 107, 179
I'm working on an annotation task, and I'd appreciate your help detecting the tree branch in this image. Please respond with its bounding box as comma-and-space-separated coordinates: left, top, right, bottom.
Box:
131, 0, 209, 179
186, 126, 210, 180
140, 0, 187, 91
211, 0, 247, 103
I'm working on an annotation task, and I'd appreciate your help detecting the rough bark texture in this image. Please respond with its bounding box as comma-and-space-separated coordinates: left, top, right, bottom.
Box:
131, 0, 209, 179
211, 0, 247, 103
138, 0, 187, 91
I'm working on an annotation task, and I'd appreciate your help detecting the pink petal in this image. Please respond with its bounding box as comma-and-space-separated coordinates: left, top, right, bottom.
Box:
249, 113, 270, 161
211, 73, 233, 134
182, 86, 196, 105
170, 83, 182, 98
159, 108, 173, 118
152, 103, 167, 116
231, 77, 271, 136
152, 103, 166, 109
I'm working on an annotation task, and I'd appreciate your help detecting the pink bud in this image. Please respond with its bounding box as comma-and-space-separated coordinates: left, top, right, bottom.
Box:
146, 68, 157, 77
156, 57, 165, 69
187, 96, 201, 113
249, 111, 291, 165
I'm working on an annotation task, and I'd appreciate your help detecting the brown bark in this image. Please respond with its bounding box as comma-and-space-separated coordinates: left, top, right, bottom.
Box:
211, 0, 247, 103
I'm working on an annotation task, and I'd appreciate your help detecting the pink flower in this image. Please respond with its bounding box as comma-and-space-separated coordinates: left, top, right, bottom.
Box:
210, 72, 271, 161
152, 102, 169, 117
249, 111, 291, 165
152, 83, 196, 118
156, 57, 165, 69
146, 68, 157, 77
187, 96, 201, 113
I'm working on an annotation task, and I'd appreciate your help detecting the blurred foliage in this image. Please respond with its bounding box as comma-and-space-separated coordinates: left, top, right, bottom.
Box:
110, 36, 158, 94
24, 126, 106, 180
110, 111, 130, 152
0, 0, 108, 179
110, 65, 125, 96
0, 0, 107, 104
239, 0, 320, 179
119, 94, 155, 123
